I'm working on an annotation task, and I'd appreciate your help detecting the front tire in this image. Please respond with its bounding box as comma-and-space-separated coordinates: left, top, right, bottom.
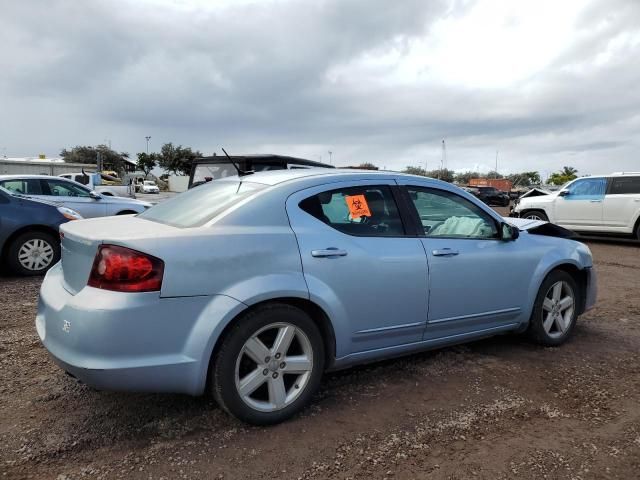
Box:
527, 270, 579, 346
522, 210, 549, 221
211, 304, 325, 425
7, 231, 60, 276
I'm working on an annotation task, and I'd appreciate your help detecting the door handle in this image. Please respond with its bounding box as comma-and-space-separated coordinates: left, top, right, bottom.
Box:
311, 248, 348, 258
432, 248, 459, 257
589, 200, 602, 203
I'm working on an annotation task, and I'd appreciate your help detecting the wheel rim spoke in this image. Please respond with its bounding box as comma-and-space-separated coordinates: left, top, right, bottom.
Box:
243, 337, 270, 364
559, 296, 573, 311
543, 312, 555, 332
268, 376, 287, 408
542, 297, 554, 312
272, 325, 295, 357
238, 368, 267, 397
282, 355, 312, 374
552, 282, 563, 301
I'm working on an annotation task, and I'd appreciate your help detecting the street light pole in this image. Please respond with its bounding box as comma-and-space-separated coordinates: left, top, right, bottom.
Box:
145, 136, 151, 154
328, 151, 332, 164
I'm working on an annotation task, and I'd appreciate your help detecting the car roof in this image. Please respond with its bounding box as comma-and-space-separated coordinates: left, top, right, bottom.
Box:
193, 154, 333, 168
0, 174, 69, 180
214, 168, 452, 187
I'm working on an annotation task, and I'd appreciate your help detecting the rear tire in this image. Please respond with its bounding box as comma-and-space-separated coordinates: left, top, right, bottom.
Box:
7, 231, 60, 276
522, 210, 548, 221
527, 270, 579, 346
211, 303, 325, 425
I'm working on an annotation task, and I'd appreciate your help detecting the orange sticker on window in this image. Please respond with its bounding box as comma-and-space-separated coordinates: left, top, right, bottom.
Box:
345, 194, 371, 218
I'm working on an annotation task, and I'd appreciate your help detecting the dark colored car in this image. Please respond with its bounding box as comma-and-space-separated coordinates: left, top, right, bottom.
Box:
189, 154, 334, 188
0, 187, 81, 275
472, 186, 510, 206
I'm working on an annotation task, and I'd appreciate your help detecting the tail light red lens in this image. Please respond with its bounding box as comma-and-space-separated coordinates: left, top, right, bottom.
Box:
88, 244, 164, 292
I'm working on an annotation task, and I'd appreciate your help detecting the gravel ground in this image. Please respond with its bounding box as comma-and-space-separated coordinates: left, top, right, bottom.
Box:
1, 237, 639, 479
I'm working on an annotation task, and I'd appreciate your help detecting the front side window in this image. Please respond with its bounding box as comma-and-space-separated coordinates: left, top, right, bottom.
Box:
565, 178, 606, 199
609, 176, 640, 195
299, 185, 404, 236
139, 180, 267, 228
43, 180, 90, 197
407, 187, 498, 239
0, 179, 43, 195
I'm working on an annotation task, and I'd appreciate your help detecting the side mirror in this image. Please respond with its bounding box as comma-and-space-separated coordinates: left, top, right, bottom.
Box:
501, 222, 519, 241
558, 190, 570, 197
89, 191, 101, 200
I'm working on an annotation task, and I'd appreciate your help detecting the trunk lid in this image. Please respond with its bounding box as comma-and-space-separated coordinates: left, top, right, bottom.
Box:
59, 216, 178, 294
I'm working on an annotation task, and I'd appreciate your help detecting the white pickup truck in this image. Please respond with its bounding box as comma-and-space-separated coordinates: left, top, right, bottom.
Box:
59, 172, 135, 198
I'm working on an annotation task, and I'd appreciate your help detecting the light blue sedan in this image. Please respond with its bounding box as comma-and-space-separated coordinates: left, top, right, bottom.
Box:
37, 169, 597, 424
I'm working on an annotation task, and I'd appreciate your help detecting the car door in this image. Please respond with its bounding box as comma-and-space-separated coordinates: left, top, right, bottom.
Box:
286, 180, 429, 355
38, 178, 106, 218
400, 183, 538, 341
553, 177, 606, 229
602, 176, 640, 232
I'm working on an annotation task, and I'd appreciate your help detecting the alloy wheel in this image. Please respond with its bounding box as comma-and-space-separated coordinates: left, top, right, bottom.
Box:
235, 322, 313, 413
542, 280, 575, 339
18, 238, 55, 271
525, 213, 544, 220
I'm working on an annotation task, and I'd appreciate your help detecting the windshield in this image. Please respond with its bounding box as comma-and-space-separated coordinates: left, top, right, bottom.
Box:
144, 181, 156, 185
192, 162, 287, 186
139, 180, 267, 228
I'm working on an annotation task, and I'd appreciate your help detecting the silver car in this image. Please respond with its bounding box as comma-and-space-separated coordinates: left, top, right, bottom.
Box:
0, 175, 151, 218
37, 169, 596, 425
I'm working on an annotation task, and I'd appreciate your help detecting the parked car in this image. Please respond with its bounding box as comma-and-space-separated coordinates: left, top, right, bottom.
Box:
471, 186, 510, 206
37, 169, 596, 425
59, 172, 135, 197
189, 154, 333, 188
0, 175, 151, 219
511, 172, 640, 239
0, 186, 81, 275
141, 180, 160, 194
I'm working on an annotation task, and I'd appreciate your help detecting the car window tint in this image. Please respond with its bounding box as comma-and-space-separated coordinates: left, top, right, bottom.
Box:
139, 180, 267, 228
407, 187, 498, 239
0, 179, 43, 195
609, 177, 640, 195
299, 185, 405, 237
566, 178, 606, 198
44, 179, 90, 197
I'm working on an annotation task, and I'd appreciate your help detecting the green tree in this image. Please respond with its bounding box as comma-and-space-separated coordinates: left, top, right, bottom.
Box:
356, 162, 379, 170
547, 166, 578, 186
403, 166, 428, 176
454, 171, 481, 184
60, 144, 130, 174
157, 142, 203, 176
136, 152, 158, 178
507, 171, 541, 186
426, 168, 455, 183
485, 170, 504, 179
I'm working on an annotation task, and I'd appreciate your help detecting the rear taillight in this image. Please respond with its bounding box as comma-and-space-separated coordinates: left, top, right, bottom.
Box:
88, 244, 164, 292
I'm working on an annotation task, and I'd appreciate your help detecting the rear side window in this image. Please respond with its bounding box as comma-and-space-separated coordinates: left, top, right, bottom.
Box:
139, 180, 267, 228
299, 185, 405, 236
0, 179, 43, 195
609, 177, 640, 195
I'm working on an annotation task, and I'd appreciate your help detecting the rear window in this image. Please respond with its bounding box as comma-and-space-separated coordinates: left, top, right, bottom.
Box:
609, 176, 640, 195
139, 180, 267, 228
192, 162, 286, 186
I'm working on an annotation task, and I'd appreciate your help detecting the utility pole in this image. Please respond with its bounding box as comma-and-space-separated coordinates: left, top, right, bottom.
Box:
328, 150, 332, 164
145, 136, 151, 154
440, 139, 447, 179
495, 150, 499, 178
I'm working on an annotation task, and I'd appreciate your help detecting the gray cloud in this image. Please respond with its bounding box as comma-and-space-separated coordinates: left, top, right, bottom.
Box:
1, 0, 639, 175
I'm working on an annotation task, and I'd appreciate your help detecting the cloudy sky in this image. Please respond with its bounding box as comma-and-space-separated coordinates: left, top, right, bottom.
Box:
1, 0, 639, 177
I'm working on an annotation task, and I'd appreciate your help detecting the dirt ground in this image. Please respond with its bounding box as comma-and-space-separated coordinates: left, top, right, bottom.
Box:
1, 238, 639, 480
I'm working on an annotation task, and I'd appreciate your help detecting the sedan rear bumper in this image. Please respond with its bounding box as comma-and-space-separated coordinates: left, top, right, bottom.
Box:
36, 263, 243, 395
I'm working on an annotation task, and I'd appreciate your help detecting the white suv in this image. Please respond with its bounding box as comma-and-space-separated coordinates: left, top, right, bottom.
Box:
512, 173, 640, 239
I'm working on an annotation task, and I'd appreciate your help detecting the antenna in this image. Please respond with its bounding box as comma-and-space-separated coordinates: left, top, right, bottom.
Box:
221, 148, 252, 176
